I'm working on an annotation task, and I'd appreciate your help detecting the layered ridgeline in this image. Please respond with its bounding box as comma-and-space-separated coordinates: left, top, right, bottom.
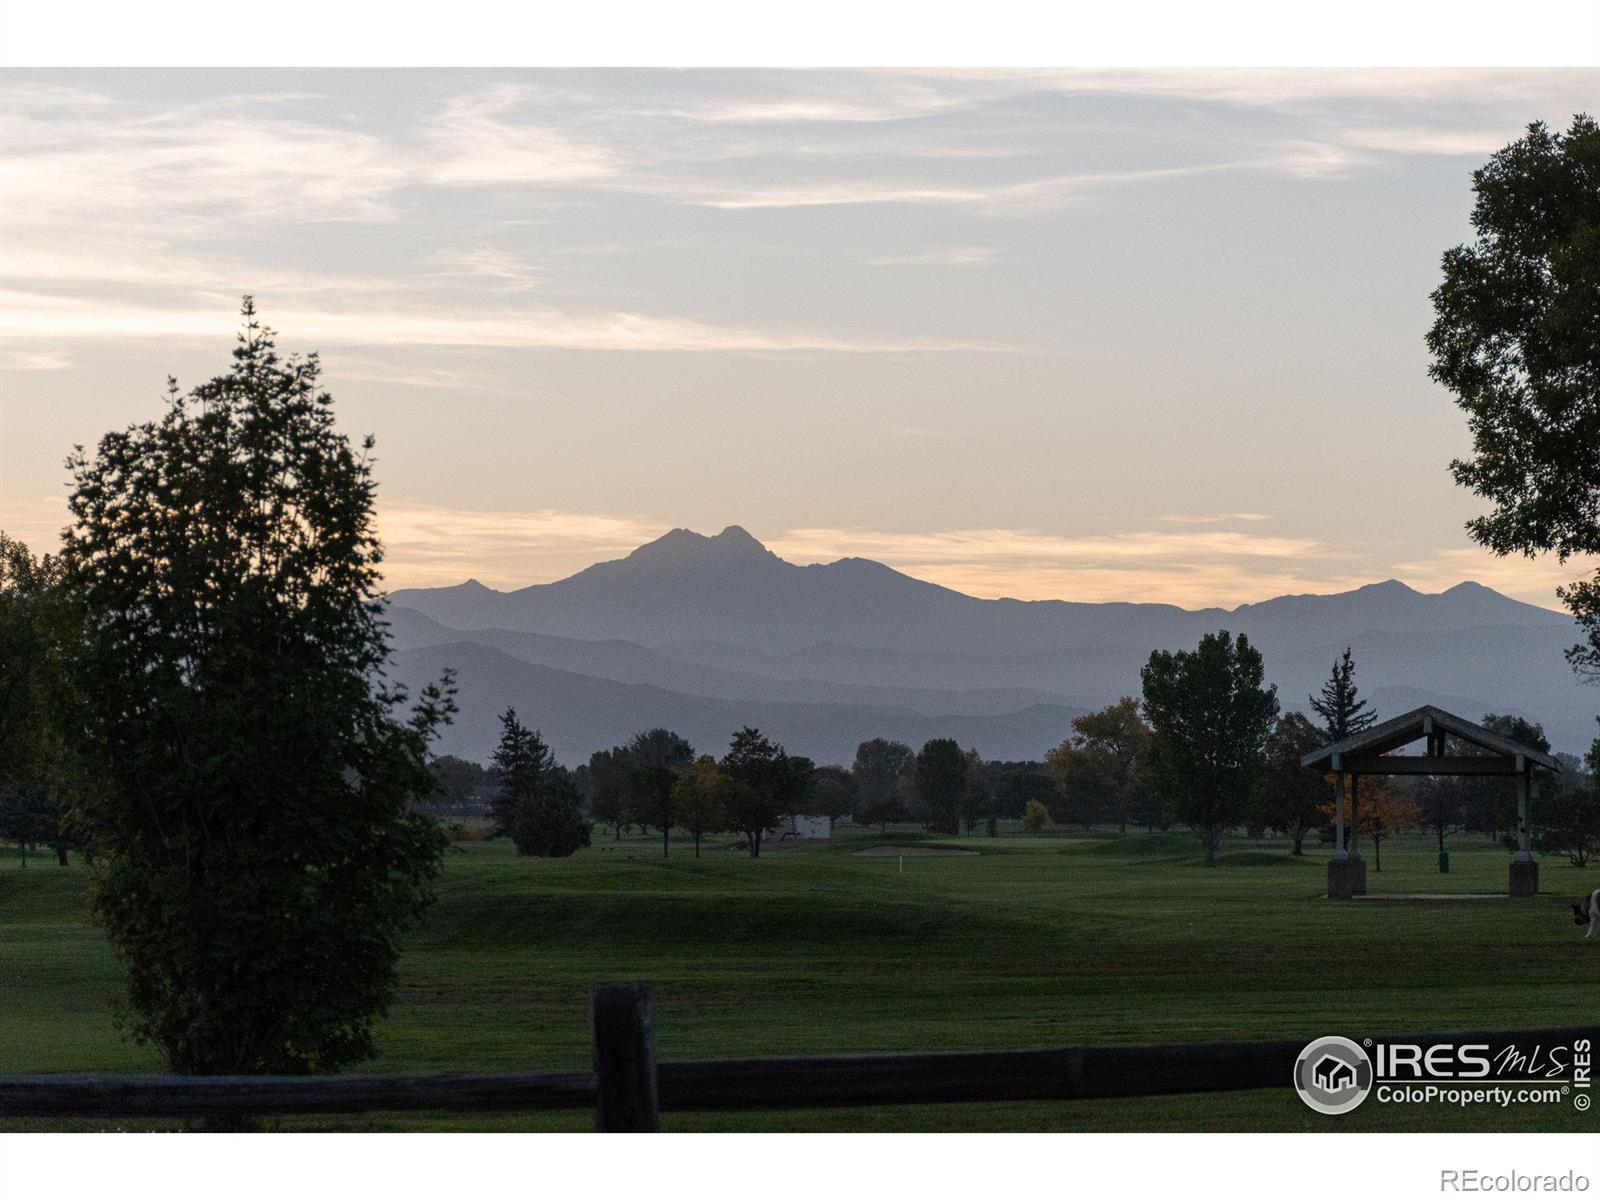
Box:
385, 525, 1589, 763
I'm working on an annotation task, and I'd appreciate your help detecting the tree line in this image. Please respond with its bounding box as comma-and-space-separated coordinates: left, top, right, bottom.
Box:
414, 639, 1598, 871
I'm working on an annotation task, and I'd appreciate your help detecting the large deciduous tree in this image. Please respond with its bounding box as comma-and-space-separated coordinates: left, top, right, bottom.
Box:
60, 302, 453, 1075
1427, 114, 1600, 683
960, 749, 988, 834
0, 534, 82, 867
672, 756, 732, 858
1052, 697, 1151, 835
807, 765, 856, 831
625, 728, 694, 857
913, 738, 967, 835
1415, 775, 1468, 864
1535, 750, 1599, 867
1322, 777, 1417, 872
427, 755, 488, 814
990, 763, 1057, 822
851, 738, 913, 831
1141, 631, 1280, 865
1045, 738, 1113, 830
585, 745, 633, 839
722, 727, 800, 858
1263, 712, 1332, 856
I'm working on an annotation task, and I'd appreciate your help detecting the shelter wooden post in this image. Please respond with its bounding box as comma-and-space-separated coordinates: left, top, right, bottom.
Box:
1331, 754, 1346, 861
1326, 753, 1365, 899
1509, 756, 1538, 897
1348, 773, 1362, 861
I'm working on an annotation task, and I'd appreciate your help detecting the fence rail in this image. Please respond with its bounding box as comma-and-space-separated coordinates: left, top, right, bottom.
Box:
0, 985, 1590, 1130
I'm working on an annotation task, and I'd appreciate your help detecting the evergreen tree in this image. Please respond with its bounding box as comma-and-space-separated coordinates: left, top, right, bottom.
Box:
1309, 647, 1377, 741
490, 708, 588, 857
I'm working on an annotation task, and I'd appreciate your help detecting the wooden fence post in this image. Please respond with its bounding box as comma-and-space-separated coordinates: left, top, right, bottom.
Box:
591, 983, 660, 1132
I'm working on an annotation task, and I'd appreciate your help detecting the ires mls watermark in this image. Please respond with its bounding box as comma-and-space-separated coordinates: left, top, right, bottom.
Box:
1293, 1035, 1592, 1116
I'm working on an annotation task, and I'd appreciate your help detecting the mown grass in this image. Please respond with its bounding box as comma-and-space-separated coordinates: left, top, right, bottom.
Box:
0, 826, 1594, 1132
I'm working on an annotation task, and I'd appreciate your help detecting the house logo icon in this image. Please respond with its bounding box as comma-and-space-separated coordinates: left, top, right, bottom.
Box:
1294, 1036, 1373, 1115
1313, 1054, 1357, 1093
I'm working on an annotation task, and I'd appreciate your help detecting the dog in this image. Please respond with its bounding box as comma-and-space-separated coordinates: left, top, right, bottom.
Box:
1574, 889, 1600, 938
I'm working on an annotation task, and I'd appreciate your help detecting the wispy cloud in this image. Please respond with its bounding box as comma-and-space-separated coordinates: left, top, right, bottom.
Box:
0, 289, 1009, 354
0, 346, 71, 371
0, 85, 406, 227
419, 84, 619, 185
653, 160, 1253, 212
377, 503, 668, 590
765, 525, 1346, 606
1335, 127, 1523, 156
427, 245, 544, 293
867, 245, 998, 267
1013, 67, 1591, 111
1156, 512, 1272, 525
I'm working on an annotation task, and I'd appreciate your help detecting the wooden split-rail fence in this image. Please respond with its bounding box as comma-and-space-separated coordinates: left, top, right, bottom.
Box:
0, 984, 1589, 1130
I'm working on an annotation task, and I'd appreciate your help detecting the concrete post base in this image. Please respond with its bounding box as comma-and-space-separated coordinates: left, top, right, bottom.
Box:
1328, 856, 1367, 900
1509, 859, 1539, 897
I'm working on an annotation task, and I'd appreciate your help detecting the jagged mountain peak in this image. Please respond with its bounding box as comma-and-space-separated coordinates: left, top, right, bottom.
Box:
622, 524, 779, 565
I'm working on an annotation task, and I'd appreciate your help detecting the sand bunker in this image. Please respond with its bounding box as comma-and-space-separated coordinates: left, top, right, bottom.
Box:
854, 845, 979, 858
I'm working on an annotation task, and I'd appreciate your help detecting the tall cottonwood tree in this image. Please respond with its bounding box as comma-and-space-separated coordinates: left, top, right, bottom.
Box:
1142, 631, 1280, 865
1428, 114, 1600, 683
61, 302, 453, 1075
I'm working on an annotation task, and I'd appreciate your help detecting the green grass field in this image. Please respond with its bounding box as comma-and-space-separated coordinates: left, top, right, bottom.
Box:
1, 826, 1594, 1132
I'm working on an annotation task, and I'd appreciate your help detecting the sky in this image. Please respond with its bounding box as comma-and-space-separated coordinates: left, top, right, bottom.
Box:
2, 68, 1596, 609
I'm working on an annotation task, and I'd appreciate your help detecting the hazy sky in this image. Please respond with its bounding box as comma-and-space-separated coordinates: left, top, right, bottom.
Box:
2, 69, 1596, 608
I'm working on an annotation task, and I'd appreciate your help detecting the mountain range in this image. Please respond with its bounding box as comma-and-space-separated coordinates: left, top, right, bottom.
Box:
384, 525, 1593, 764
